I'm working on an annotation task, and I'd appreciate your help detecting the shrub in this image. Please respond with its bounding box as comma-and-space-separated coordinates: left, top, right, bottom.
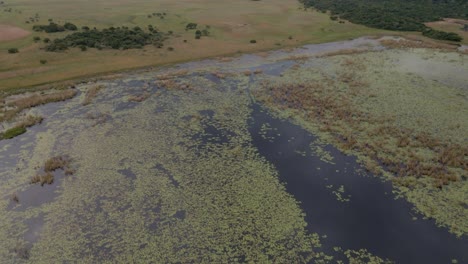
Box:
63, 22, 77, 31
250, 39, 257, 43
186, 23, 198, 30
33, 36, 41, 42
7, 48, 19, 54
43, 37, 50, 43
40, 59, 47, 64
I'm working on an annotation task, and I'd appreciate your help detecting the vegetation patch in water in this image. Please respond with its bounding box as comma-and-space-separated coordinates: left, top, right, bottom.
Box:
253, 48, 468, 236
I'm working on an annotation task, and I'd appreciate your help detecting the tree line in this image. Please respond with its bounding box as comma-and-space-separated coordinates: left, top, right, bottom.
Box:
300, 0, 467, 41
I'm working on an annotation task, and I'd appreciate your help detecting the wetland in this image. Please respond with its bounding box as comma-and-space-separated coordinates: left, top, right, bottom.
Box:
0, 37, 467, 263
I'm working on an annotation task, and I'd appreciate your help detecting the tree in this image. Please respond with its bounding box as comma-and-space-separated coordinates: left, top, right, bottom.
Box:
8, 48, 19, 54
250, 39, 257, 43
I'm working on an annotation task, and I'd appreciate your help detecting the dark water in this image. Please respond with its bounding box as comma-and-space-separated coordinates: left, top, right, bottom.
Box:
249, 104, 468, 264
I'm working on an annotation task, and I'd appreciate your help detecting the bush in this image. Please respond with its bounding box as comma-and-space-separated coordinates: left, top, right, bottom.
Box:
43, 37, 50, 43
7, 48, 19, 54
40, 59, 47, 64
250, 39, 257, 43
186, 23, 197, 30
33, 36, 41, 42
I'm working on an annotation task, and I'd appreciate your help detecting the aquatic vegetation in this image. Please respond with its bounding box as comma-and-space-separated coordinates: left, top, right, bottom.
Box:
30, 172, 54, 186
82, 85, 105, 105
0, 74, 324, 263
0, 115, 44, 140
10, 193, 19, 203
332, 185, 351, 203
44, 156, 71, 173
253, 48, 468, 236
128, 92, 151, 102
0, 126, 26, 140
0, 89, 77, 122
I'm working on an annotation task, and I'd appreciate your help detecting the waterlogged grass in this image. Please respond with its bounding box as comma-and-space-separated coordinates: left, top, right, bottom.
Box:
0, 74, 326, 262
252, 47, 468, 236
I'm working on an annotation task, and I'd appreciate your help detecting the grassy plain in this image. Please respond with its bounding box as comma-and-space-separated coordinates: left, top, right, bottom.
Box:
0, 0, 390, 93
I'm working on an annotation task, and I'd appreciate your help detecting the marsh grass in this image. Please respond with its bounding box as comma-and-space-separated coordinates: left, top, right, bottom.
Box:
128, 92, 151, 102
380, 38, 458, 51
10, 193, 19, 203
82, 85, 104, 105
44, 156, 71, 172
31, 172, 54, 186
0, 89, 76, 122
0, 111, 42, 141
255, 61, 465, 189
31, 156, 73, 186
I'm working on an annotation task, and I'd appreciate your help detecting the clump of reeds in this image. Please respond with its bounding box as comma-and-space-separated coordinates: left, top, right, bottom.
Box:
82, 85, 104, 105
0, 115, 43, 140
31, 172, 54, 186
44, 156, 70, 172
1, 89, 77, 122
317, 49, 368, 58
255, 72, 466, 190
31, 156, 73, 186
128, 92, 151, 102
379, 38, 457, 51
10, 192, 19, 203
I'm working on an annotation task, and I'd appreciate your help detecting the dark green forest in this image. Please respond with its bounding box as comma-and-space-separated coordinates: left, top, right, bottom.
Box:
301, 0, 467, 41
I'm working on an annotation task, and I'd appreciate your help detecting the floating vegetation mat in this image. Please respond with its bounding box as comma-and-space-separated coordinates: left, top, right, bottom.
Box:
0, 37, 466, 263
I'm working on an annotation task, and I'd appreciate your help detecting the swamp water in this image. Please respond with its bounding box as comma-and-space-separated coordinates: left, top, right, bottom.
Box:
0, 37, 466, 263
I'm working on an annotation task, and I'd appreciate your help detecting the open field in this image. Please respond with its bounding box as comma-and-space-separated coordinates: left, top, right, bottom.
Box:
426, 18, 468, 45
0, 0, 392, 93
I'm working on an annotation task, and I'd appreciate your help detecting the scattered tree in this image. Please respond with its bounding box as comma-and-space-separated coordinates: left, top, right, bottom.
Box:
7, 48, 18, 54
